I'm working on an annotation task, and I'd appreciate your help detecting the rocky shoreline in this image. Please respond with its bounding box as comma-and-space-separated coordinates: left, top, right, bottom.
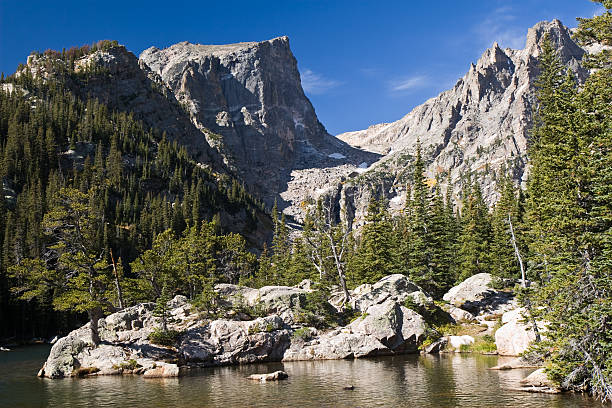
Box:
37, 273, 551, 393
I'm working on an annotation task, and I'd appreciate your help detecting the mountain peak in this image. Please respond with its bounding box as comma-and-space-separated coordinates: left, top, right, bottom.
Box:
139, 36, 376, 207
336, 19, 588, 216
524, 19, 584, 62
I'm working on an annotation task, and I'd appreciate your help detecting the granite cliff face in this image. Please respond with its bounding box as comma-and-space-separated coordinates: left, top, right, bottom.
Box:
20, 20, 588, 227
140, 37, 378, 207
335, 20, 588, 213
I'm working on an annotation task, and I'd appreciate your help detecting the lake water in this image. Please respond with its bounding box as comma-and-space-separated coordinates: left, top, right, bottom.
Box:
0, 345, 604, 407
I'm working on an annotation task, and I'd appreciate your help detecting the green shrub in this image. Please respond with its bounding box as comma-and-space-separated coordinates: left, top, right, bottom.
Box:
459, 344, 472, 353
353, 312, 368, 323
232, 293, 267, 319
247, 323, 260, 334
248, 322, 275, 334
148, 328, 182, 346
292, 327, 313, 341
120, 359, 141, 370
295, 289, 338, 329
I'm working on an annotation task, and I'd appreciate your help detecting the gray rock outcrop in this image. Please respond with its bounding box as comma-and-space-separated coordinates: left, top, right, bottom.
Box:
39, 275, 429, 379
442, 273, 515, 315
495, 308, 545, 356
139, 38, 378, 208
283, 299, 425, 360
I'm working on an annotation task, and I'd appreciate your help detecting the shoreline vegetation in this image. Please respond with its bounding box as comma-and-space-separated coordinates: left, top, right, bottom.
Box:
0, 0, 609, 404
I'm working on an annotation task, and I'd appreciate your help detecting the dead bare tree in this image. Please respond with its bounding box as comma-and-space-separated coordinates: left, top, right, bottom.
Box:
303, 199, 351, 307
508, 214, 541, 343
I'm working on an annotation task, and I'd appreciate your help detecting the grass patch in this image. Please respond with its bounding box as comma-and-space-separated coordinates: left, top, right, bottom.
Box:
292, 327, 314, 341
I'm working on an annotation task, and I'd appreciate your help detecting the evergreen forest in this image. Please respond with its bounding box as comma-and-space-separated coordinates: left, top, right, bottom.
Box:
0, 2, 610, 402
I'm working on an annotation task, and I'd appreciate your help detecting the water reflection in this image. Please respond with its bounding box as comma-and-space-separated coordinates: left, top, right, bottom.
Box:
0, 346, 604, 408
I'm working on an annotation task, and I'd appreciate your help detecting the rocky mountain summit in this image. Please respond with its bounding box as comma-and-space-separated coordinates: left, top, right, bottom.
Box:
140, 37, 378, 208
332, 20, 587, 214
15, 20, 589, 226
25, 45, 221, 167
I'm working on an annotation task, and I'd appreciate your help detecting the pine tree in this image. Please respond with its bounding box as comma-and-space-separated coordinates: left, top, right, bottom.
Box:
490, 174, 521, 281
350, 196, 395, 285
526, 24, 612, 400
457, 179, 492, 282
425, 181, 455, 297
8, 188, 113, 345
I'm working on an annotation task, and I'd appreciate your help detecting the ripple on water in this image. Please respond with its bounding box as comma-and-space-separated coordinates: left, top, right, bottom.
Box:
0, 347, 604, 408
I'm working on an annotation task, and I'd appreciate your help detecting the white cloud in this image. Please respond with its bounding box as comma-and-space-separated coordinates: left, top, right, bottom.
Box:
390, 75, 429, 92
301, 69, 341, 94
474, 7, 525, 50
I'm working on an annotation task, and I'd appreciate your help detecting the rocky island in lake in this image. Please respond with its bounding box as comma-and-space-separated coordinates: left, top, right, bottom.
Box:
1, 1, 610, 406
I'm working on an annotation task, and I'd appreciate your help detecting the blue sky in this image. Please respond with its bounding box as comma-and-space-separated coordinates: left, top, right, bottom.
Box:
0, 1, 602, 134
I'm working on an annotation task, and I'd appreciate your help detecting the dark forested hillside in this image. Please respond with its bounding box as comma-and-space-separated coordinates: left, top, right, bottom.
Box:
0, 42, 270, 340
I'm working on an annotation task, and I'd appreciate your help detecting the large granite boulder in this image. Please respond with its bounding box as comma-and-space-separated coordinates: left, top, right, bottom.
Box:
284, 297, 426, 361
495, 308, 545, 356
348, 274, 422, 312
443, 273, 515, 315
215, 283, 310, 324
180, 315, 291, 365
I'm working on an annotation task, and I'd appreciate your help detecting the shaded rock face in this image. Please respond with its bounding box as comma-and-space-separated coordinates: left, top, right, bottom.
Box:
330, 20, 588, 220
39, 275, 429, 378
442, 273, 515, 315
140, 38, 378, 207
28, 46, 220, 166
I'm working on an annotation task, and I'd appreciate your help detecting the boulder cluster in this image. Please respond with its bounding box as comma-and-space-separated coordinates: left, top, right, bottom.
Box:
39, 273, 542, 380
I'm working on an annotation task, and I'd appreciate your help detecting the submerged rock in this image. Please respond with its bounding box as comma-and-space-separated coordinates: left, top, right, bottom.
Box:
516, 368, 561, 394
247, 370, 288, 382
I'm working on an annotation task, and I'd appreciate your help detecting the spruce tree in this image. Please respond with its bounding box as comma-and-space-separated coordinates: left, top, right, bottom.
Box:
457, 178, 492, 282
526, 23, 612, 400
350, 196, 395, 285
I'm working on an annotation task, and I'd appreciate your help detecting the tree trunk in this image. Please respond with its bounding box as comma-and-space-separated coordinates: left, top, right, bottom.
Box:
508, 215, 526, 287
88, 308, 102, 346
110, 249, 124, 309
508, 214, 541, 343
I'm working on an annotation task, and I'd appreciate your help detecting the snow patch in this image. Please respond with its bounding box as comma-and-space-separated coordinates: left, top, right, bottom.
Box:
358, 162, 368, 169
328, 153, 346, 159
